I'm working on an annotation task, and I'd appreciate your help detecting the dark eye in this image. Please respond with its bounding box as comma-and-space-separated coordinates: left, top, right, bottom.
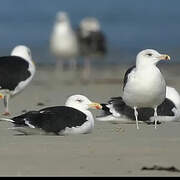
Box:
147, 53, 152, 56
76, 99, 83, 103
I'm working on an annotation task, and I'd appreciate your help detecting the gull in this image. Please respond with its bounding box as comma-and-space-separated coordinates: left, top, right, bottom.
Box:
122, 49, 170, 129
76, 17, 107, 81
50, 11, 79, 71
0, 95, 102, 135
0, 45, 35, 115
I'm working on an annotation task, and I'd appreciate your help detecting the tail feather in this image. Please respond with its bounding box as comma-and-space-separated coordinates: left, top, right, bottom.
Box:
0, 118, 14, 123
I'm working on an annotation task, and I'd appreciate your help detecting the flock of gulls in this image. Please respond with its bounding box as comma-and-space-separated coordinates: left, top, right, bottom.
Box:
49, 11, 107, 80
0, 11, 180, 135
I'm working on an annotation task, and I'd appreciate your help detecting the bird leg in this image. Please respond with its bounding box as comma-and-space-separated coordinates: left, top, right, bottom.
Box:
134, 107, 139, 130
154, 106, 158, 129
69, 59, 77, 71
54, 59, 65, 81
82, 57, 91, 82
56, 59, 64, 72
3, 94, 10, 116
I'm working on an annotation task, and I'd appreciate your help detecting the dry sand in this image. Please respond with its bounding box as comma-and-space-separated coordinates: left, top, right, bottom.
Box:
0, 64, 180, 176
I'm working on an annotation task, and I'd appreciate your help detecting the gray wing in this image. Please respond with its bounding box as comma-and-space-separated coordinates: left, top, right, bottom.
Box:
123, 65, 136, 90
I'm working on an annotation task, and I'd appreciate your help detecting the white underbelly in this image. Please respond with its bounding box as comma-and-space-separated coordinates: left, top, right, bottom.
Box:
51, 34, 78, 59
123, 69, 166, 108
59, 121, 93, 135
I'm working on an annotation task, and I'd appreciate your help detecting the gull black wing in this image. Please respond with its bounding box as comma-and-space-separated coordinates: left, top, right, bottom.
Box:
123, 65, 136, 90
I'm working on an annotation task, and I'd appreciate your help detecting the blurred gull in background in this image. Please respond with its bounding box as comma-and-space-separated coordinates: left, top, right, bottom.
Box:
50, 11, 79, 72
76, 17, 107, 82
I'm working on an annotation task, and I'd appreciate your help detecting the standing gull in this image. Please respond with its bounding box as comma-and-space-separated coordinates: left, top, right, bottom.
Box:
0, 45, 36, 115
0, 95, 102, 135
96, 86, 180, 123
76, 17, 107, 81
122, 49, 170, 129
50, 11, 79, 71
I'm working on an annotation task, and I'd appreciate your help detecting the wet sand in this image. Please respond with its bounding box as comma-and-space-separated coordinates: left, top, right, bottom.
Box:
0, 64, 180, 176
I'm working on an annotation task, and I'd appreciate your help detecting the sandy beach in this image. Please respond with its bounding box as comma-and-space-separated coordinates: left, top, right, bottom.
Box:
0, 64, 180, 176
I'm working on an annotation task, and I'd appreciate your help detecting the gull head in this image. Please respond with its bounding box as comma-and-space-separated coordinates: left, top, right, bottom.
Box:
80, 17, 101, 37
11, 45, 32, 61
136, 49, 170, 67
65, 94, 102, 111
56, 11, 70, 24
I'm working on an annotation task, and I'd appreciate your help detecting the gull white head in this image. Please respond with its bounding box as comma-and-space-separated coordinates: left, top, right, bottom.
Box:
136, 49, 170, 68
11, 45, 32, 62
52, 11, 72, 35
65, 94, 102, 111
80, 17, 101, 37
55, 11, 70, 25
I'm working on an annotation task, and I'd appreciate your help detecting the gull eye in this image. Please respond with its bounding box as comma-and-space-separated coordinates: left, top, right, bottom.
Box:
76, 99, 83, 103
147, 53, 152, 57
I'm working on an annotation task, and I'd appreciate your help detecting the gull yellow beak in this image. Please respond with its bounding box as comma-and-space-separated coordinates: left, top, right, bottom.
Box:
159, 54, 171, 60
32, 59, 35, 65
0, 93, 4, 99
88, 102, 102, 110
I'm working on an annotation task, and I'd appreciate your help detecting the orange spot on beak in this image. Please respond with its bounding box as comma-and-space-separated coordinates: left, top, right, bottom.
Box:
0, 94, 4, 99
89, 102, 102, 110
159, 54, 171, 60
95, 105, 102, 110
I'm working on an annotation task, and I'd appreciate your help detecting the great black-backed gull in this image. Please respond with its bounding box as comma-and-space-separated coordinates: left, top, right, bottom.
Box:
0, 45, 36, 115
96, 86, 180, 124
76, 17, 107, 81
0, 95, 102, 135
122, 49, 170, 129
50, 11, 79, 71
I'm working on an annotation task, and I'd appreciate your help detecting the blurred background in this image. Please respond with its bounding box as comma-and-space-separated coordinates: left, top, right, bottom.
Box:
0, 0, 180, 66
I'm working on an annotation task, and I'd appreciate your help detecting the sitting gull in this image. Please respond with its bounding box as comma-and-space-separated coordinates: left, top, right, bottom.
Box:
0, 95, 102, 135
96, 86, 180, 124
122, 49, 170, 129
0, 45, 36, 115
